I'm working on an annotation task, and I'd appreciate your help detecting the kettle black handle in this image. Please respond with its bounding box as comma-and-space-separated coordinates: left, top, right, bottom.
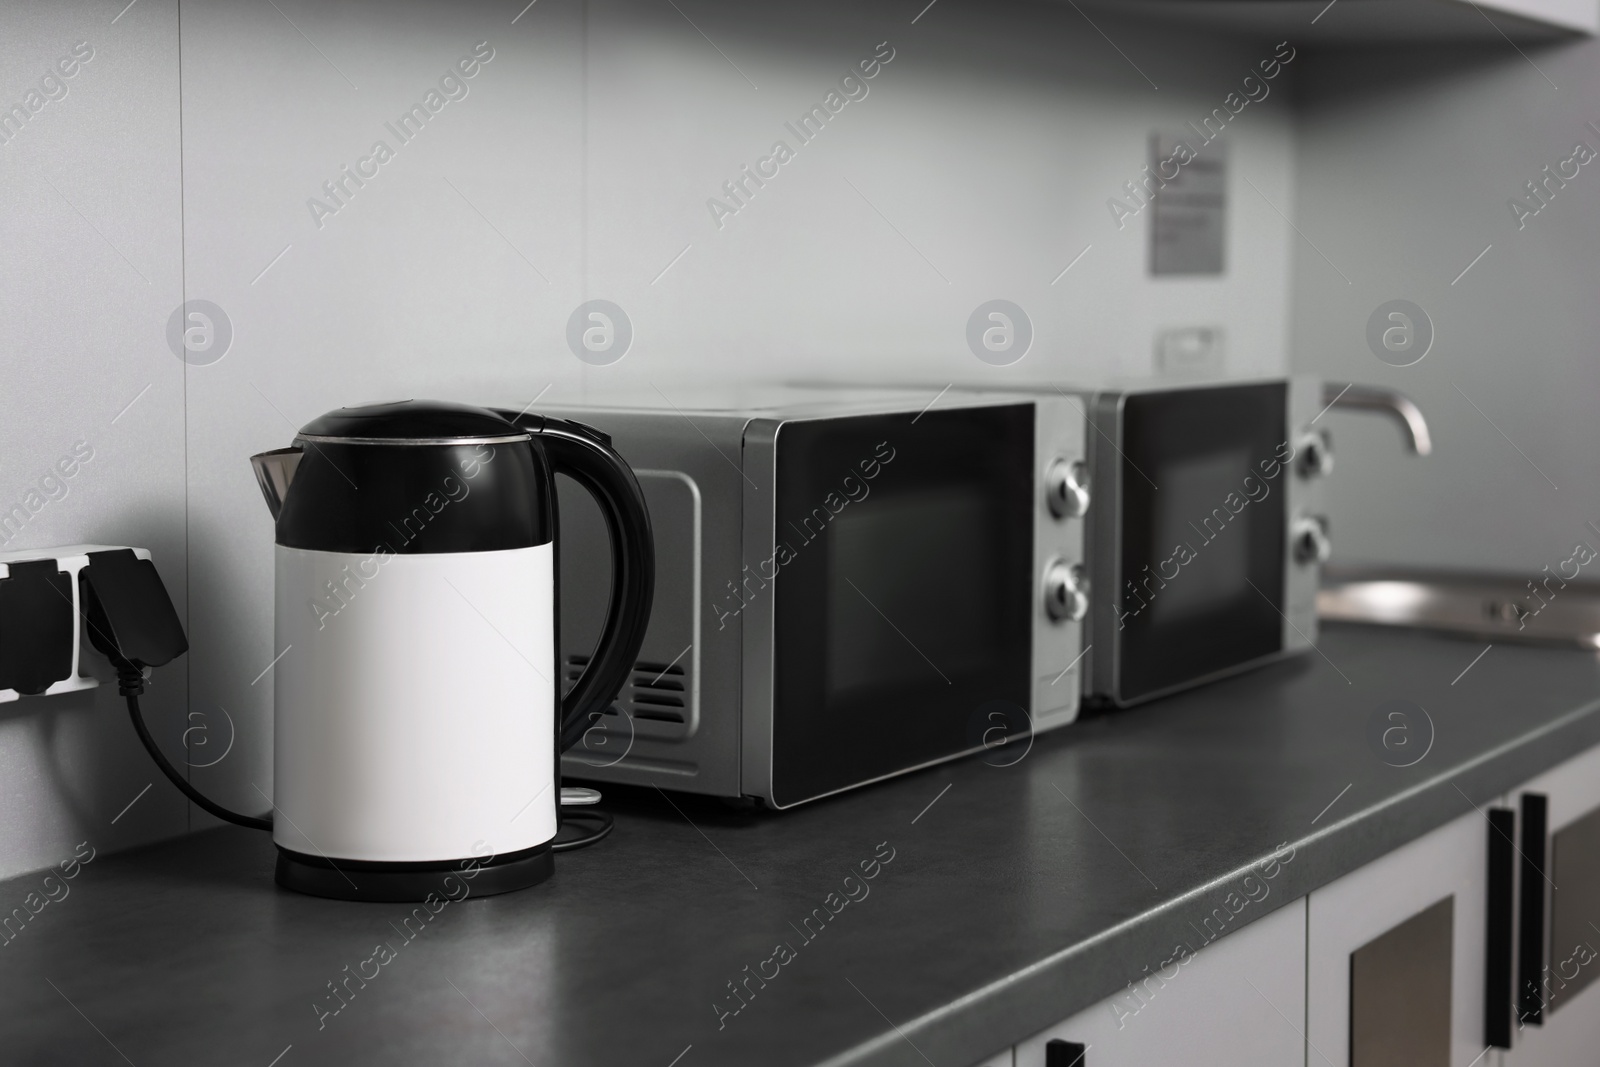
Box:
501, 411, 655, 751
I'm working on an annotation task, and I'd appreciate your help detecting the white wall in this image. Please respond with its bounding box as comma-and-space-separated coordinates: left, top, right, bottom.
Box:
1290, 38, 1600, 575
1, 0, 1296, 874
0, 0, 190, 876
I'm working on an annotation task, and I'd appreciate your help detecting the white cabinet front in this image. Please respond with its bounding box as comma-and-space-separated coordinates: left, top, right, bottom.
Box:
1014, 899, 1306, 1067
1307, 809, 1489, 1067
1503, 742, 1600, 1067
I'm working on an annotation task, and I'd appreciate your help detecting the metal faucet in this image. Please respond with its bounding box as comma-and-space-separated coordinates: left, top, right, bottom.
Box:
1322, 383, 1432, 455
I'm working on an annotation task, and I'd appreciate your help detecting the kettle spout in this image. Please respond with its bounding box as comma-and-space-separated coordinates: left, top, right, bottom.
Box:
250, 447, 304, 521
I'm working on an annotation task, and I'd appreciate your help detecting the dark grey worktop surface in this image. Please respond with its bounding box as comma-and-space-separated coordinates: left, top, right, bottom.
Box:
5, 624, 1600, 1067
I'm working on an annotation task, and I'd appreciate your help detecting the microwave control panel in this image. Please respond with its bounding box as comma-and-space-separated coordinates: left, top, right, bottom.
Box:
1032, 395, 1089, 732
1282, 376, 1330, 654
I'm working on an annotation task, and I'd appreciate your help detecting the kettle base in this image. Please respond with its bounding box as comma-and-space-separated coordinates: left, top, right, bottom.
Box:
275, 843, 554, 903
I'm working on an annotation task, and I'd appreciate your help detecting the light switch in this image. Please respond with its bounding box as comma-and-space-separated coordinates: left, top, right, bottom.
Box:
1155, 326, 1224, 377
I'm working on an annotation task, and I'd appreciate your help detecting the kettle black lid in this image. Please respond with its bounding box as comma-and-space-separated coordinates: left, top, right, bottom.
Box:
297, 400, 530, 445
277, 400, 551, 553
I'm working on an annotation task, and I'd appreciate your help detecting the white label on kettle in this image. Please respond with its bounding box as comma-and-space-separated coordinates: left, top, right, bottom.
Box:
272, 544, 557, 862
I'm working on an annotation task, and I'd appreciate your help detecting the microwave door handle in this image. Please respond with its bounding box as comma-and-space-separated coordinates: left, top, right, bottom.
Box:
1321, 383, 1432, 456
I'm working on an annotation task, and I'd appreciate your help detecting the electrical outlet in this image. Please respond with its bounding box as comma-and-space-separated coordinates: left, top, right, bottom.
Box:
0, 545, 152, 703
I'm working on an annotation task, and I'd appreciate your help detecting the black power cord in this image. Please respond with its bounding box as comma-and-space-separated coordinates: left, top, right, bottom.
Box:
552, 809, 614, 852
121, 672, 272, 831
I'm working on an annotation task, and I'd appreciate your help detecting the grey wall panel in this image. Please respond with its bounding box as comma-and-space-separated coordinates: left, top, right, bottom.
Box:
579, 0, 1296, 390
1290, 41, 1600, 574
0, 0, 188, 879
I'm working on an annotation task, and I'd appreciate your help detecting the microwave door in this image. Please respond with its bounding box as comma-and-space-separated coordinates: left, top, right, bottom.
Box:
759, 404, 1036, 808
1110, 383, 1291, 705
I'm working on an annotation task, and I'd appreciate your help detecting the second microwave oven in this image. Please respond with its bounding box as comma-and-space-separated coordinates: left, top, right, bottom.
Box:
1068, 377, 1332, 707
502, 389, 1087, 808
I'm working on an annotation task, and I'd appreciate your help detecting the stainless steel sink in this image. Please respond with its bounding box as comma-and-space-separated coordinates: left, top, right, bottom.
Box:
1319, 566, 1600, 649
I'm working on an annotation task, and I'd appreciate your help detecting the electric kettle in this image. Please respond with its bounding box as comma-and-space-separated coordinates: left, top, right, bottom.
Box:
248, 400, 653, 901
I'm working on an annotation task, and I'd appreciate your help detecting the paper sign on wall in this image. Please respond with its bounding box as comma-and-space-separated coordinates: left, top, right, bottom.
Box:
1150, 133, 1226, 275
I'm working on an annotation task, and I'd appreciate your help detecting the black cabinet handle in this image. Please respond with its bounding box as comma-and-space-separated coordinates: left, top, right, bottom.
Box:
1045, 1039, 1086, 1066
1518, 792, 1549, 1027
1486, 807, 1515, 1048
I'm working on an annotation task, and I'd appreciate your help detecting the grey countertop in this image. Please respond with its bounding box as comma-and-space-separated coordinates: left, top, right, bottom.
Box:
5, 624, 1600, 1067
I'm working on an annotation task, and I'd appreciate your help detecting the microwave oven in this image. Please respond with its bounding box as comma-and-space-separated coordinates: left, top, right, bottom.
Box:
1067, 378, 1332, 707
1056, 377, 1429, 706
507, 390, 1087, 807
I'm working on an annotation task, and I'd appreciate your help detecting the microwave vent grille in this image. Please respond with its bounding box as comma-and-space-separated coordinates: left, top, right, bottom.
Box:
564, 654, 689, 731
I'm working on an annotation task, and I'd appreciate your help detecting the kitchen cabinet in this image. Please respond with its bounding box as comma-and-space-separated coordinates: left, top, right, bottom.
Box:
1088, 0, 1595, 42
1306, 809, 1490, 1067
1013, 899, 1306, 1066
1472, 0, 1598, 33
1501, 742, 1600, 1066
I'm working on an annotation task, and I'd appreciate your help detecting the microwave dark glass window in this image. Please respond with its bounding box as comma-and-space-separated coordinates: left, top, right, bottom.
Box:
770, 405, 1034, 806
1115, 383, 1287, 703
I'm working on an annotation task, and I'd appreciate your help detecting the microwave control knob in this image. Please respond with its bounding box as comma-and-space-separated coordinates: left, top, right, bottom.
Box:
1044, 560, 1089, 623
1291, 515, 1331, 565
1295, 429, 1334, 479
1046, 459, 1090, 519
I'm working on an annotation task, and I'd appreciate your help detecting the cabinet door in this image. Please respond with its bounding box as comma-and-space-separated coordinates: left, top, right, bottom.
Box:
1504, 742, 1600, 1067
1014, 899, 1306, 1067
1307, 809, 1489, 1067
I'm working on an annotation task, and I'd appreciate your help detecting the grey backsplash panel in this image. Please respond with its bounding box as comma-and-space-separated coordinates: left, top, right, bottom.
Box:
0, 0, 191, 878
2, 0, 1293, 875
1289, 41, 1600, 575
